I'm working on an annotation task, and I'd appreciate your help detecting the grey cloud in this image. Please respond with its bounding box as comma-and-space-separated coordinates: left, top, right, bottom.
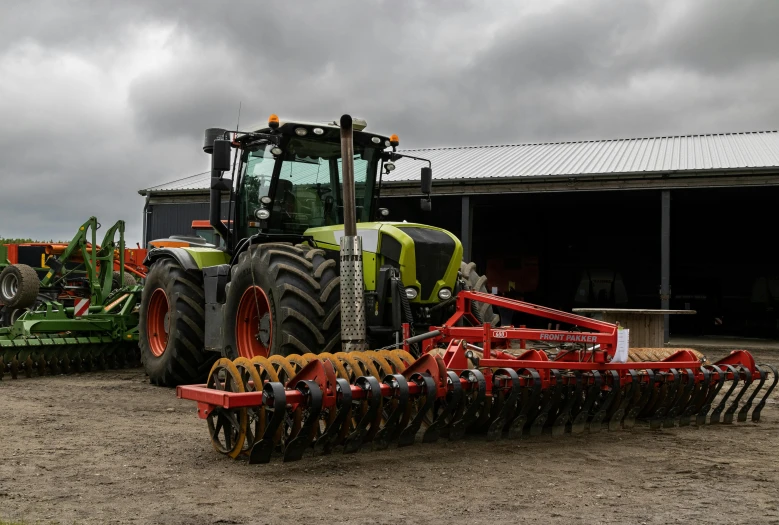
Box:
1, 0, 778, 243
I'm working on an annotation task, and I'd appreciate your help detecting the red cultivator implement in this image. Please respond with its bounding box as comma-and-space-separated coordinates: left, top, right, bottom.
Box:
177, 291, 778, 463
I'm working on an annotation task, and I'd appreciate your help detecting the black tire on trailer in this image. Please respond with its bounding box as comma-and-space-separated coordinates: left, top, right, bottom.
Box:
222, 243, 340, 360
0, 264, 40, 309
112, 270, 137, 289
459, 261, 500, 326
139, 258, 215, 386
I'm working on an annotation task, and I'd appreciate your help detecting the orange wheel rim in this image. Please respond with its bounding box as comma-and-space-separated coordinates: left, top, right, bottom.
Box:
147, 288, 169, 357
236, 286, 272, 359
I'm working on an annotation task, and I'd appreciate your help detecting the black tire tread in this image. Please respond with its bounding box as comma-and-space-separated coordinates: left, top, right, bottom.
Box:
112, 270, 137, 289
139, 258, 215, 386
223, 242, 340, 357
0, 264, 40, 309
460, 261, 500, 326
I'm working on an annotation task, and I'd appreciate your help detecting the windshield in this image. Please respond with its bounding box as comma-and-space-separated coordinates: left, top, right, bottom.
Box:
239, 137, 380, 236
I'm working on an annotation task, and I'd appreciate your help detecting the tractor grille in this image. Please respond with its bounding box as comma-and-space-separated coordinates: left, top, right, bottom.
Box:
398, 227, 455, 300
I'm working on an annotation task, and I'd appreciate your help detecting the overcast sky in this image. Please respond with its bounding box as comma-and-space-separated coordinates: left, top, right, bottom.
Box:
1, 0, 778, 243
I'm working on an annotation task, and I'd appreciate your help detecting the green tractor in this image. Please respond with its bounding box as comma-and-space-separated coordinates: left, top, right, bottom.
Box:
140, 114, 497, 386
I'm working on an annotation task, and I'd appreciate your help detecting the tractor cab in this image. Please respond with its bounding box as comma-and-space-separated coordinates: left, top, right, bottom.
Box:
233, 117, 413, 240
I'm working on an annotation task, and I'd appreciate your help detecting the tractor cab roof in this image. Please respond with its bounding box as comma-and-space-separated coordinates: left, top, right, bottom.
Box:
248, 117, 393, 148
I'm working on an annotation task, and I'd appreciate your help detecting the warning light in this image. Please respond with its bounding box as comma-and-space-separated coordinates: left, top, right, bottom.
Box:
390, 134, 399, 147
268, 114, 280, 130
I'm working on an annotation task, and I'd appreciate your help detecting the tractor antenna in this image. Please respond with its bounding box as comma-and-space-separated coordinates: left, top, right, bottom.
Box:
234, 101, 242, 139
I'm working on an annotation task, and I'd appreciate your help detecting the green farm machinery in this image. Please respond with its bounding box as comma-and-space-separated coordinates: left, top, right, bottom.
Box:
0, 217, 143, 379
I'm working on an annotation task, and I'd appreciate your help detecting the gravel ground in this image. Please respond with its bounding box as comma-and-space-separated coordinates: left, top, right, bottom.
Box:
1, 346, 777, 525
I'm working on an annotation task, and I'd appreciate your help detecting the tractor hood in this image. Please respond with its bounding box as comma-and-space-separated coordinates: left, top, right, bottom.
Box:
305, 222, 463, 303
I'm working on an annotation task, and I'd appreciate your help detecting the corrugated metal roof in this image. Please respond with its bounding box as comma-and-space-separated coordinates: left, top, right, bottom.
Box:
140, 131, 779, 193
384, 131, 779, 183
140, 171, 216, 194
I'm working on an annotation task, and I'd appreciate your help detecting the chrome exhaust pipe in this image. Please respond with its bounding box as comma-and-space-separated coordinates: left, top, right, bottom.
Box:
339, 114, 367, 352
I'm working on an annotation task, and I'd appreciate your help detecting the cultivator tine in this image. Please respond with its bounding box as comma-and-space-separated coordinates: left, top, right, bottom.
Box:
590, 370, 620, 432
571, 370, 602, 434
373, 374, 410, 450
343, 376, 382, 453
282, 380, 323, 462
553, 372, 583, 436
425, 371, 463, 442
723, 367, 752, 424
449, 369, 487, 440
398, 373, 436, 446
710, 365, 740, 424
249, 382, 287, 464
530, 369, 561, 436
752, 364, 778, 422
649, 370, 678, 430
608, 369, 638, 431
315, 378, 353, 455
696, 365, 726, 426
680, 367, 710, 426
664, 369, 695, 428
487, 368, 520, 441
509, 368, 541, 439
624, 370, 652, 429
436, 371, 464, 439
738, 366, 765, 423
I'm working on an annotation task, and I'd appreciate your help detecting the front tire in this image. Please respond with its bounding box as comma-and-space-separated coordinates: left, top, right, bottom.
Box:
459, 261, 500, 326
222, 243, 340, 359
139, 258, 215, 386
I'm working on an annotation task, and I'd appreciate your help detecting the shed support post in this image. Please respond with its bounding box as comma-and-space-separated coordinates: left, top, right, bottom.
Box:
661, 190, 671, 343
461, 196, 473, 263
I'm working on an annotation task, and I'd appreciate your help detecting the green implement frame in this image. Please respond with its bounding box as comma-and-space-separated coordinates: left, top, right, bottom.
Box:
0, 217, 141, 379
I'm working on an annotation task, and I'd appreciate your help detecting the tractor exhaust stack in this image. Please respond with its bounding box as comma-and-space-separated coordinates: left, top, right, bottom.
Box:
339, 115, 367, 352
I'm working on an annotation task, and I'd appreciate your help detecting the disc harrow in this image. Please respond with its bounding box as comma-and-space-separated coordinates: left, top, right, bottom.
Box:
177, 292, 778, 464
0, 217, 142, 380
0, 340, 139, 379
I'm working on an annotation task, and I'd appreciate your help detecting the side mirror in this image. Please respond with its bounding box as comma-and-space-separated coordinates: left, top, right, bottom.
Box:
203, 128, 228, 154
211, 139, 232, 172
420, 166, 432, 195
420, 198, 431, 212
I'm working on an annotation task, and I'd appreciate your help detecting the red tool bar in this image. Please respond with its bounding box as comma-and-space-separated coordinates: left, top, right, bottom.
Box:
438, 326, 615, 345
451, 291, 618, 335
478, 358, 703, 371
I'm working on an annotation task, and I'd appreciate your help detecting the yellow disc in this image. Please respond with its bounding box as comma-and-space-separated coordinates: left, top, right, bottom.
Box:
392, 349, 416, 367
352, 353, 382, 379
334, 352, 366, 383
269, 355, 296, 386
234, 359, 267, 454
206, 358, 247, 459
315, 352, 350, 380
378, 350, 407, 373
286, 353, 310, 374
365, 351, 394, 377
249, 355, 279, 384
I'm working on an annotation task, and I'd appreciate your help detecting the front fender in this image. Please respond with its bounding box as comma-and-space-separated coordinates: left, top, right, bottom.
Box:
143, 247, 230, 270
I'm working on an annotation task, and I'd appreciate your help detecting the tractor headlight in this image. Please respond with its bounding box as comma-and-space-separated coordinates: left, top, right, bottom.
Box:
438, 288, 452, 300
255, 208, 271, 220
271, 147, 283, 156
405, 287, 418, 300
260, 196, 272, 205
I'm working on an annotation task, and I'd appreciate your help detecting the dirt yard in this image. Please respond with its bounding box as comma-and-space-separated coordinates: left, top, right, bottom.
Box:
1, 346, 778, 525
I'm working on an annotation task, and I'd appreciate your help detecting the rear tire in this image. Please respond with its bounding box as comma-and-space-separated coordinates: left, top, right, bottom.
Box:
0, 264, 40, 309
459, 261, 500, 326
222, 243, 340, 359
139, 258, 215, 386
